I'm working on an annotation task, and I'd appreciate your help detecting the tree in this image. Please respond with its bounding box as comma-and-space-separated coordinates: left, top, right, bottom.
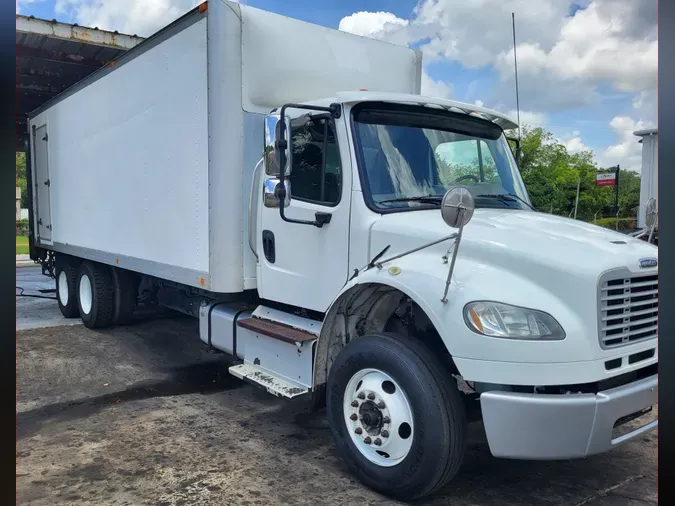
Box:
16, 152, 27, 209
507, 126, 641, 221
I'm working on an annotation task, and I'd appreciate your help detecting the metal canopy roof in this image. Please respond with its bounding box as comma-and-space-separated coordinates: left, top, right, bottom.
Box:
16, 15, 144, 151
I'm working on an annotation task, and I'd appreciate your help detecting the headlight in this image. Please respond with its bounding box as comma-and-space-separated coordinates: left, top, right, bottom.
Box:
463, 301, 565, 340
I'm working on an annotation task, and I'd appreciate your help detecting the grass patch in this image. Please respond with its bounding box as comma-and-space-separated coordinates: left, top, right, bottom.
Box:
16, 236, 28, 255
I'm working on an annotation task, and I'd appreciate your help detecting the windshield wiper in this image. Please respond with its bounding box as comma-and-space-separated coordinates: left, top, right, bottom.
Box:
378, 195, 443, 205
476, 193, 537, 210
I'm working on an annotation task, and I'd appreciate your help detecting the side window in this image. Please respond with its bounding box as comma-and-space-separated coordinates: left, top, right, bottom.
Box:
289, 117, 341, 206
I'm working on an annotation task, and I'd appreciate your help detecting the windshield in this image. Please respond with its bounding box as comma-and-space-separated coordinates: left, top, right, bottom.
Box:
351, 103, 531, 211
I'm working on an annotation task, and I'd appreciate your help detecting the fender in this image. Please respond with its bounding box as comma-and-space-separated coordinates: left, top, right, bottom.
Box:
312, 251, 455, 394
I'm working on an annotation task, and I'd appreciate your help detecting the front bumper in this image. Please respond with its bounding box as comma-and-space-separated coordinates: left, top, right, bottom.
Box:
480, 374, 658, 459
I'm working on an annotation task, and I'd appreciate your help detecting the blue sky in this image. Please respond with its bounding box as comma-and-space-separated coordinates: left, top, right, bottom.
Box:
17, 0, 657, 172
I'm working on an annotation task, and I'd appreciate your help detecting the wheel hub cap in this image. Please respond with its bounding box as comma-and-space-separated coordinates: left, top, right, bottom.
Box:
79, 274, 93, 315
58, 271, 69, 306
343, 368, 414, 467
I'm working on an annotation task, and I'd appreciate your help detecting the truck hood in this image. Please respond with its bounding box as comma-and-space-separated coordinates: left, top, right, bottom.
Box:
369, 209, 657, 280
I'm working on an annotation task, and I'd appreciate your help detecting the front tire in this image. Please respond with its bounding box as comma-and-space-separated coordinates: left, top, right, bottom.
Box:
77, 262, 114, 329
326, 333, 466, 501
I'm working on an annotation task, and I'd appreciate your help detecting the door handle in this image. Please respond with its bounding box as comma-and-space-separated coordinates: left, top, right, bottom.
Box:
315, 212, 332, 228
262, 230, 275, 263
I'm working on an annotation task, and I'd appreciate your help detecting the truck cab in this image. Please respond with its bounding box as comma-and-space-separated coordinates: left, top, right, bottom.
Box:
240, 91, 659, 499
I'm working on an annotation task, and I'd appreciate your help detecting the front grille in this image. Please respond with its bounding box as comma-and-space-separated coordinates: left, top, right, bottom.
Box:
599, 272, 658, 349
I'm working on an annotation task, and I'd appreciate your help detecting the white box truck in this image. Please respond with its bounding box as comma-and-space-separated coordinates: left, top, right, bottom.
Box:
27, 1, 658, 500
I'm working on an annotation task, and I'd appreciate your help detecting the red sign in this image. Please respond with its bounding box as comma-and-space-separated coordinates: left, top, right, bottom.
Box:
596, 173, 616, 186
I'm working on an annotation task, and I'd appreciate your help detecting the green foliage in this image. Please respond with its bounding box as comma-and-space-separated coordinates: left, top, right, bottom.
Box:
595, 217, 637, 231
506, 126, 641, 221
16, 219, 29, 237
16, 152, 27, 208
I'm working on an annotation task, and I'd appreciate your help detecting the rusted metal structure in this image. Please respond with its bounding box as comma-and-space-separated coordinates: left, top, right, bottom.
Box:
16, 14, 144, 151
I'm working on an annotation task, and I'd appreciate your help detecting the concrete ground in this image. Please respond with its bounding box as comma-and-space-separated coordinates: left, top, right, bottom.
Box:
17, 264, 81, 331
17, 268, 657, 505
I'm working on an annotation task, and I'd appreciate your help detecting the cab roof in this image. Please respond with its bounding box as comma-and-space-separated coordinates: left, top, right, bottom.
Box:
305, 91, 519, 131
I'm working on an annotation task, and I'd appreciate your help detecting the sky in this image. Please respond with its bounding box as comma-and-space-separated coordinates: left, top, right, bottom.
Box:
17, 0, 657, 173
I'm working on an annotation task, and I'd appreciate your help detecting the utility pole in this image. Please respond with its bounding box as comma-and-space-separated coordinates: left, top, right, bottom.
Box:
614, 164, 620, 215
512, 13, 521, 141
573, 174, 581, 220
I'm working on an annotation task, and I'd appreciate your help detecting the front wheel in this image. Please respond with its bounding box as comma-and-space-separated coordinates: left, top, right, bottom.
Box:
326, 333, 467, 501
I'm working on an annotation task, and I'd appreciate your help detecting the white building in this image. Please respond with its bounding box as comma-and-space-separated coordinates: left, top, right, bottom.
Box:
633, 128, 658, 229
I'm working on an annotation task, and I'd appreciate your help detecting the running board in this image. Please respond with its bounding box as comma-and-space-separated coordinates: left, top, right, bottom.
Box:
226, 305, 320, 398
228, 364, 309, 398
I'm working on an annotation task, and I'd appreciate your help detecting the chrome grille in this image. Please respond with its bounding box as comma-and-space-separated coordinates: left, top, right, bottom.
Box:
599, 272, 658, 349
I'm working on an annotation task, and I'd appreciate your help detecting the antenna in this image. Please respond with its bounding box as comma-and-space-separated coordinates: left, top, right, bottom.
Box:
512, 12, 521, 141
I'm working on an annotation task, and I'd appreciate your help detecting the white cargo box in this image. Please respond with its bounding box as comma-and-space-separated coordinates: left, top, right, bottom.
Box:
28, 0, 422, 293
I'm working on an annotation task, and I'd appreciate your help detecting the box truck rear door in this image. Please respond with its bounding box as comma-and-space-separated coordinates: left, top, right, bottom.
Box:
33, 124, 52, 243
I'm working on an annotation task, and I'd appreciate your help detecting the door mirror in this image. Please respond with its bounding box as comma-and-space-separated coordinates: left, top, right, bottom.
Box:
441, 186, 475, 228
506, 136, 521, 164
264, 115, 291, 177
263, 177, 290, 208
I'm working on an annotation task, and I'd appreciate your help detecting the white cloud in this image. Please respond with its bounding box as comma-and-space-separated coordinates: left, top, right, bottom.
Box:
54, 0, 201, 36
495, 2, 657, 94
506, 109, 546, 127
474, 99, 484, 107
338, 1, 656, 112
421, 71, 452, 98
632, 88, 657, 124
338, 11, 408, 39
596, 115, 654, 171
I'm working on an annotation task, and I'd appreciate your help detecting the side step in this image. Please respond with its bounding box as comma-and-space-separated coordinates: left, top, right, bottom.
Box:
228, 305, 321, 399
229, 364, 309, 398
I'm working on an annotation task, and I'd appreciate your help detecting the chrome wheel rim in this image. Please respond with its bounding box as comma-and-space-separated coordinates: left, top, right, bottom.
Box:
79, 274, 93, 315
58, 271, 69, 306
343, 368, 414, 467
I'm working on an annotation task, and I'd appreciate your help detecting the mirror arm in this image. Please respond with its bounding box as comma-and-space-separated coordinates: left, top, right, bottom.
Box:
276, 102, 342, 228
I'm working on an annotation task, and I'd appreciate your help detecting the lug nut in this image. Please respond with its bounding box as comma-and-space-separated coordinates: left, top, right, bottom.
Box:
367, 392, 376, 400
355, 427, 363, 435
377, 401, 385, 409
374, 438, 382, 446
381, 430, 389, 438
357, 392, 365, 400
382, 416, 390, 424
351, 400, 359, 407
363, 437, 372, 444
350, 413, 358, 421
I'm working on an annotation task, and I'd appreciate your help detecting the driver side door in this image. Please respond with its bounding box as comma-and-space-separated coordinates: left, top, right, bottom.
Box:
257, 113, 352, 313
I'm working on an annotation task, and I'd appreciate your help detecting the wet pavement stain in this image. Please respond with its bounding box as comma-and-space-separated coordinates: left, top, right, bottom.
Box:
18, 360, 242, 440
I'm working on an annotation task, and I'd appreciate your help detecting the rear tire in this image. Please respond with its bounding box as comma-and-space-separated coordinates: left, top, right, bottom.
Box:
326, 332, 466, 501
77, 262, 114, 329
55, 257, 79, 318
111, 267, 138, 325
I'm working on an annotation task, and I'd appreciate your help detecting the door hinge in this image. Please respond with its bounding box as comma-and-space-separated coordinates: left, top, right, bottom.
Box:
46, 224, 52, 231
42, 133, 48, 141
37, 218, 42, 225
44, 179, 50, 187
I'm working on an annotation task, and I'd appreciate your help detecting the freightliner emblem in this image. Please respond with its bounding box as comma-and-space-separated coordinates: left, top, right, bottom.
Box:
639, 258, 657, 269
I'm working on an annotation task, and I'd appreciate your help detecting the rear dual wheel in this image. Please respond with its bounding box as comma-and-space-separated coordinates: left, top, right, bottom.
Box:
327, 333, 467, 501
77, 261, 114, 329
